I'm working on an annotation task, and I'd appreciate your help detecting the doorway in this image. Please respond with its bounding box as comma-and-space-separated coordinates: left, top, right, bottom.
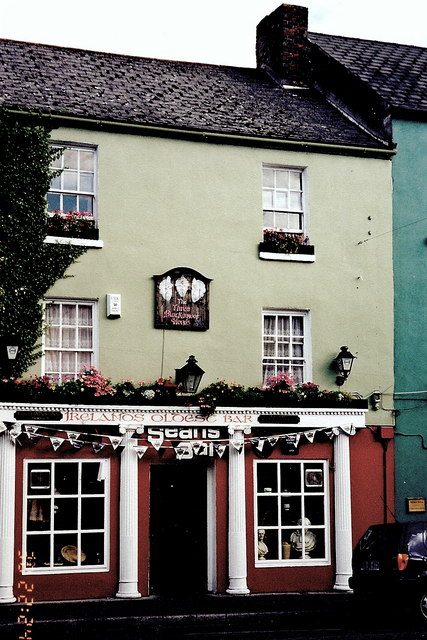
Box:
150, 462, 208, 595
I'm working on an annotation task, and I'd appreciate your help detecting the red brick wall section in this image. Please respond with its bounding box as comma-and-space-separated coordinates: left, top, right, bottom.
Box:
256, 4, 310, 86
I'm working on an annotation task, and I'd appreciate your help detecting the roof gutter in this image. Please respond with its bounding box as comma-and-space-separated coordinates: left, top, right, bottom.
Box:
6, 108, 396, 159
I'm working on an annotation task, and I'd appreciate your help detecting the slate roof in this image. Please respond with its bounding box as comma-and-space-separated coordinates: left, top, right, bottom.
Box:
310, 33, 427, 114
0, 38, 389, 151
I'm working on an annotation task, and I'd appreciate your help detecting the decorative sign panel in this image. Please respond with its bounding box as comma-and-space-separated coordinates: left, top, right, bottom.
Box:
407, 497, 426, 513
153, 267, 211, 331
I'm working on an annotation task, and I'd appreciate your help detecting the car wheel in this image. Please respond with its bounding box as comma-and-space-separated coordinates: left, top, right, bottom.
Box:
417, 591, 427, 622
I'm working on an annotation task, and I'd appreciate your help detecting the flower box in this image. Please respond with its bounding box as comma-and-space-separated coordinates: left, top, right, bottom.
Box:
259, 230, 314, 261
46, 211, 99, 240
259, 241, 315, 255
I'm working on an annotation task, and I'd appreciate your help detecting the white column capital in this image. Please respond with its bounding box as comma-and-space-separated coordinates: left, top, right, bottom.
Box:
228, 425, 251, 436
118, 423, 144, 436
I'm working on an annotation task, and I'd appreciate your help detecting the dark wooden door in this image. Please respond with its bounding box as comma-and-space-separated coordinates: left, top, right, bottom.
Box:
150, 462, 207, 595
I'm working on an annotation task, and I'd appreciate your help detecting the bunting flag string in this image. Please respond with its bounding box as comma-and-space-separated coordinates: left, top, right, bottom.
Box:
0, 421, 357, 458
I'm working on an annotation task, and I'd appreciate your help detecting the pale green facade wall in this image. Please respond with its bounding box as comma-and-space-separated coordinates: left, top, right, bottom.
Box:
44, 126, 394, 425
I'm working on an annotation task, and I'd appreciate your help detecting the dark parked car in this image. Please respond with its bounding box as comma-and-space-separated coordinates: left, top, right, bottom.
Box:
350, 522, 427, 621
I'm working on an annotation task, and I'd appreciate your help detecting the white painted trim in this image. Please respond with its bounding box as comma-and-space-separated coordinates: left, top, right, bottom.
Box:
262, 309, 313, 382
206, 464, 217, 593
116, 425, 141, 598
0, 403, 368, 430
0, 432, 16, 602
227, 425, 250, 594
22, 458, 110, 575
259, 251, 315, 262
44, 236, 104, 248
41, 298, 99, 378
254, 459, 330, 568
333, 433, 353, 591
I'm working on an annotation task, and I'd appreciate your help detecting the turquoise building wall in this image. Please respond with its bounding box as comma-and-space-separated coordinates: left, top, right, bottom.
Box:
393, 119, 427, 520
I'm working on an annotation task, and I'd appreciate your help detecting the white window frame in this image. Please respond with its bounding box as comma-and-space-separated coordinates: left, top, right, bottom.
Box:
262, 309, 312, 384
48, 143, 97, 219
262, 165, 307, 235
254, 459, 330, 568
45, 142, 103, 247
23, 459, 110, 575
42, 299, 98, 382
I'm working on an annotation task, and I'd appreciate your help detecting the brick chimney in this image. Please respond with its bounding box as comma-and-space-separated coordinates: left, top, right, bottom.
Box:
256, 4, 310, 86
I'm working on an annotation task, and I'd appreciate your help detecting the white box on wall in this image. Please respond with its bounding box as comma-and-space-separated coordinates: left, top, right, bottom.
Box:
106, 293, 121, 318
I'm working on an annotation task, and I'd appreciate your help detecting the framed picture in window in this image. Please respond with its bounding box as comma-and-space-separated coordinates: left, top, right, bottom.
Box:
305, 469, 323, 488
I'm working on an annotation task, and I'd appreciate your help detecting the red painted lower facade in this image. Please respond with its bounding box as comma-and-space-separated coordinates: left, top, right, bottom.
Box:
0, 404, 394, 603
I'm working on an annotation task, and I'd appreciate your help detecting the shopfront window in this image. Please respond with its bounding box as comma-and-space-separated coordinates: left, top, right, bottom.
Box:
255, 460, 329, 566
23, 460, 108, 573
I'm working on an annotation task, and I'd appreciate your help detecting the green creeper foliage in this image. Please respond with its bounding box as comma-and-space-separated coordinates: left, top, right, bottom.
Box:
0, 109, 86, 377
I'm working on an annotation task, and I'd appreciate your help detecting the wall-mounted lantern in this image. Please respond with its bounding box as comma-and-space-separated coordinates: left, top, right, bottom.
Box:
333, 346, 356, 386
175, 355, 205, 394
0, 335, 20, 377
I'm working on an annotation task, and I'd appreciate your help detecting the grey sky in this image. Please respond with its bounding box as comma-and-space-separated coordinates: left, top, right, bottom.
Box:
2, 0, 426, 67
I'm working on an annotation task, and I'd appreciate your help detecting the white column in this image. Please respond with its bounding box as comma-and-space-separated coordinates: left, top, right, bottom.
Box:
226, 426, 250, 595
0, 427, 17, 603
333, 432, 353, 591
116, 425, 141, 598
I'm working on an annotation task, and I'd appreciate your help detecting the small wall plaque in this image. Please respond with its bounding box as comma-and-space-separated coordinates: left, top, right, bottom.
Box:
407, 497, 426, 513
153, 267, 211, 331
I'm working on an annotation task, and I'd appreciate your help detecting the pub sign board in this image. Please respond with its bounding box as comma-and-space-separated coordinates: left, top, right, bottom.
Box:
153, 267, 211, 331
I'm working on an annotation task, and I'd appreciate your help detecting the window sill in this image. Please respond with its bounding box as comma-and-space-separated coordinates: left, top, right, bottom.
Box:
255, 559, 329, 568
45, 235, 104, 249
259, 251, 315, 263
23, 565, 108, 575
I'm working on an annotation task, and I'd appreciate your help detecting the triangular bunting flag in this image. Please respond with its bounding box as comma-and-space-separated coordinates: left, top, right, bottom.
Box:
231, 440, 243, 452
175, 446, 185, 460
107, 435, 123, 450
25, 425, 39, 435
148, 433, 164, 451
136, 445, 148, 459
304, 430, 316, 443
192, 442, 203, 455
0, 423, 7, 434
267, 436, 279, 447
214, 443, 227, 458
254, 438, 266, 452
324, 429, 335, 439
67, 431, 81, 441
281, 433, 301, 455
92, 442, 105, 453
192, 442, 208, 456
50, 437, 64, 451
71, 439, 84, 449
